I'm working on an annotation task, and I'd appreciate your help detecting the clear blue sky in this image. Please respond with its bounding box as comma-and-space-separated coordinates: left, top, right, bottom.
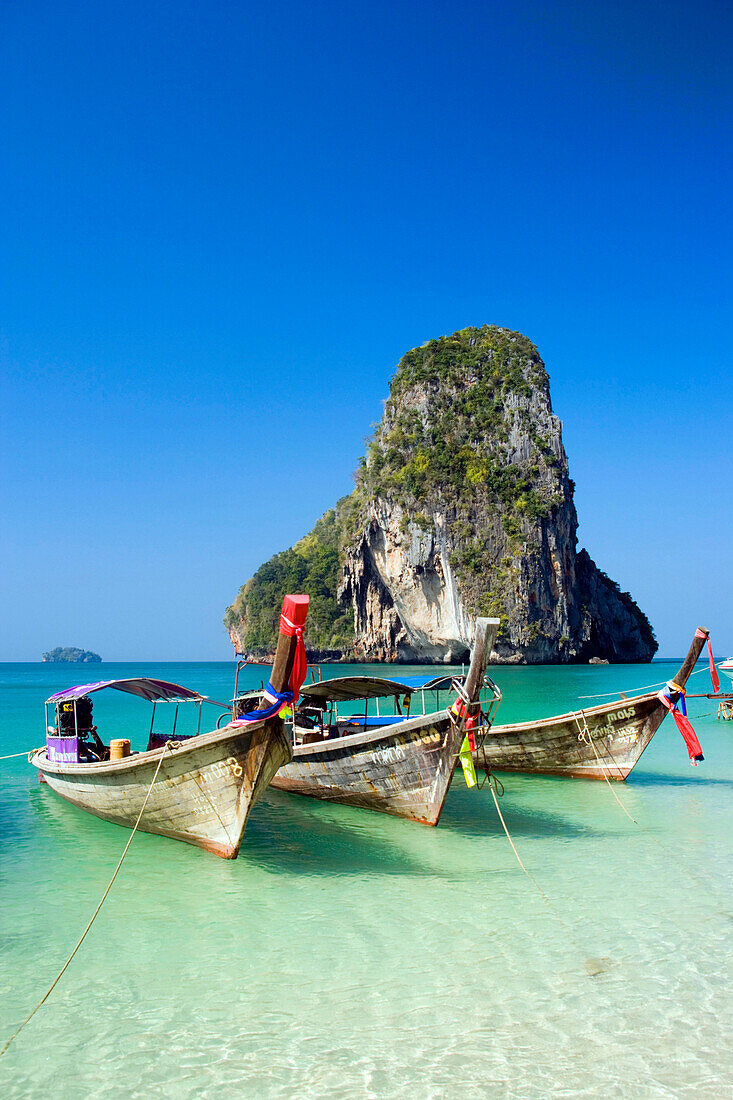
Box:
1, 0, 731, 660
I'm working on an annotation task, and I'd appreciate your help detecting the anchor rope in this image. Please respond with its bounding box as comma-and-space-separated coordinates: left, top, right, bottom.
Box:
578, 666, 709, 700
485, 774, 602, 972
0, 741, 178, 1059
572, 712, 639, 823
0, 749, 40, 761
571, 711, 721, 897
454, 701, 594, 960
476, 727, 501, 791
487, 776, 552, 900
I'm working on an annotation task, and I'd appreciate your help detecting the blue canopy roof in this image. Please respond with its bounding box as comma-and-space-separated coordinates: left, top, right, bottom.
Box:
299, 673, 462, 703
396, 674, 463, 691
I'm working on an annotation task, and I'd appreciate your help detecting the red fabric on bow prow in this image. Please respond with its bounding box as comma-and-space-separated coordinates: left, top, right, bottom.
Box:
695, 628, 720, 694
670, 710, 704, 765
280, 595, 309, 706
279, 594, 310, 636
289, 630, 307, 706
658, 692, 704, 765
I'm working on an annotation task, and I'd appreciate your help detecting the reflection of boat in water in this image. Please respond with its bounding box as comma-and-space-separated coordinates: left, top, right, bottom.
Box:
30, 596, 309, 858
262, 619, 501, 825
473, 628, 711, 781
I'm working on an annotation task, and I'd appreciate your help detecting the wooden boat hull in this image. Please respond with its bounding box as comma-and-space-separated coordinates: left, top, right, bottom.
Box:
31, 719, 291, 858
473, 628, 712, 782
473, 692, 665, 781
271, 710, 463, 825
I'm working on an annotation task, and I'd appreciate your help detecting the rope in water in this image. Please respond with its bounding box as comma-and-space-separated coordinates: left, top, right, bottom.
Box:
0, 749, 40, 761
487, 777, 553, 903
485, 775, 604, 973
571, 711, 721, 897
572, 712, 639, 824
475, 714, 583, 941
0, 742, 176, 1059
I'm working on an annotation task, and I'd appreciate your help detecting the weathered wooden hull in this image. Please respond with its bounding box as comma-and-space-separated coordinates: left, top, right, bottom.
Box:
271, 710, 463, 825
31, 719, 291, 858
473, 693, 665, 781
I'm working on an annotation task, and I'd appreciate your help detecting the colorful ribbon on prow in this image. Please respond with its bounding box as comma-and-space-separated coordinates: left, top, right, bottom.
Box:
232, 595, 309, 725
278, 596, 309, 706
450, 696, 479, 787
695, 627, 720, 694
657, 681, 704, 765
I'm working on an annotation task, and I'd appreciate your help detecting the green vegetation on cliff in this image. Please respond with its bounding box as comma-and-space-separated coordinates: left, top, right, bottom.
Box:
225, 324, 655, 661
224, 508, 355, 653
226, 326, 564, 652
353, 326, 568, 627
359, 326, 556, 516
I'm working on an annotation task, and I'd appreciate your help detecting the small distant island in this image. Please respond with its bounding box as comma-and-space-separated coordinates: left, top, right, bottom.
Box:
42, 647, 102, 663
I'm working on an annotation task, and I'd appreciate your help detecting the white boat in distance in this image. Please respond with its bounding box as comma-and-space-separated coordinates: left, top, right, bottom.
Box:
719, 658, 733, 682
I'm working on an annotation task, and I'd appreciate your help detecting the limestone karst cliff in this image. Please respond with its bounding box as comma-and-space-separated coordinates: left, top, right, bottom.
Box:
225, 326, 657, 664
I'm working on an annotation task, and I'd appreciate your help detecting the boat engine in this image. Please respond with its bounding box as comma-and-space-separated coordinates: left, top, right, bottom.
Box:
58, 695, 94, 733
51, 696, 107, 762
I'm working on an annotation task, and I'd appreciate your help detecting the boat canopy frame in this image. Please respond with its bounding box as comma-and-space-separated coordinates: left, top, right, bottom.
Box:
45, 678, 230, 748
293, 672, 501, 743
298, 676, 421, 704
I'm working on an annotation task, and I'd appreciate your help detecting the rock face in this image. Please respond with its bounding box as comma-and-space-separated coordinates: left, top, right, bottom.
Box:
226, 326, 656, 664
339, 502, 655, 663
339, 500, 474, 661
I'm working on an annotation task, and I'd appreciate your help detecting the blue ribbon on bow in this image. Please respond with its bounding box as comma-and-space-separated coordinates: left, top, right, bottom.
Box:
236, 681, 293, 723
662, 684, 687, 716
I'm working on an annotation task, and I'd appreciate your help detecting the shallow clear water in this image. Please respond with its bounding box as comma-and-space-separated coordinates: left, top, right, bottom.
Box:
1, 660, 731, 1097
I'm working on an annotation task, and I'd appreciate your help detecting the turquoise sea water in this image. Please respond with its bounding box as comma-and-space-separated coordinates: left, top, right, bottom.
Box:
1, 659, 731, 1098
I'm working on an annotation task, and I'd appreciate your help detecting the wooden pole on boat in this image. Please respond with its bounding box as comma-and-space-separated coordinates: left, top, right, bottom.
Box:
268, 595, 310, 697
671, 627, 710, 691
464, 617, 500, 710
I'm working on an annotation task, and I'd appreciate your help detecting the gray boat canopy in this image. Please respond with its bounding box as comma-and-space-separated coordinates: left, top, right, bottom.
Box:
46, 678, 205, 705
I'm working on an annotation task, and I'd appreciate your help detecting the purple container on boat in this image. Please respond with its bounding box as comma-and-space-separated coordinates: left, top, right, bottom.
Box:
46, 736, 79, 763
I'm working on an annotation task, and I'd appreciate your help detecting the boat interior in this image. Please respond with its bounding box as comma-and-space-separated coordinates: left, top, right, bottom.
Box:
44, 679, 228, 764
232, 673, 500, 747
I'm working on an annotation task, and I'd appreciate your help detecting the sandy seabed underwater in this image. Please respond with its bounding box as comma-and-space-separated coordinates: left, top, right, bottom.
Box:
1, 659, 731, 1098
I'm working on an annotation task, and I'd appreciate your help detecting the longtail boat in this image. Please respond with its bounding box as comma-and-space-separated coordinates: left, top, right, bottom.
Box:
30, 595, 309, 858
472, 627, 712, 781
264, 618, 500, 825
